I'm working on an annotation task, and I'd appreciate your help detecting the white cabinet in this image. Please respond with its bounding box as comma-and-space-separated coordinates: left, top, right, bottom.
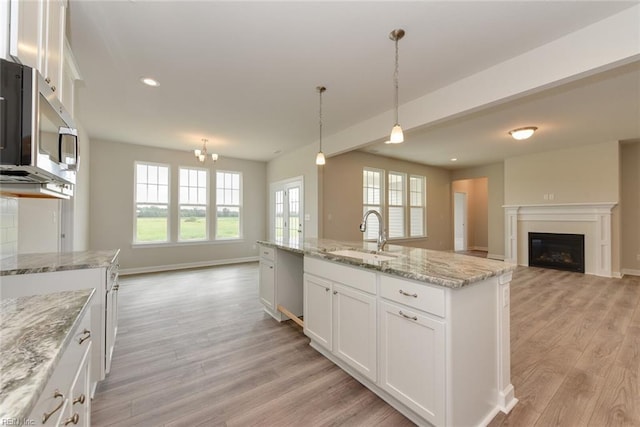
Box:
8, 0, 66, 98
259, 258, 275, 310
29, 297, 92, 426
105, 259, 120, 375
332, 282, 377, 381
379, 300, 445, 426
302, 274, 332, 349
258, 244, 303, 322
303, 258, 377, 382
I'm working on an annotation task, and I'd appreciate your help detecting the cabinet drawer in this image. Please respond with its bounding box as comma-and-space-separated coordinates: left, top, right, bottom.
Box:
304, 257, 376, 294
259, 245, 275, 261
380, 275, 445, 317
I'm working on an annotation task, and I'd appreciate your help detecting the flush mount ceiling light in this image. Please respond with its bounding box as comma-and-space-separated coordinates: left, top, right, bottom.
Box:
509, 126, 538, 140
194, 138, 218, 163
388, 28, 405, 144
140, 77, 160, 87
315, 86, 327, 166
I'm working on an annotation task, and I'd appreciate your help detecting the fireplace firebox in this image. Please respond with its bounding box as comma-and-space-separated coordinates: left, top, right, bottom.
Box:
528, 232, 585, 273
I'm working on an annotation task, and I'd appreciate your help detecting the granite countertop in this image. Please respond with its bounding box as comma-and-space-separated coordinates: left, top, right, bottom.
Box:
0, 289, 94, 421
258, 238, 516, 289
0, 249, 120, 276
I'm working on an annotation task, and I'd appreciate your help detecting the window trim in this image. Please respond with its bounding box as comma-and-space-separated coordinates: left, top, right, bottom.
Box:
215, 170, 243, 240
133, 161, 170, 245
178, 166, 209, 242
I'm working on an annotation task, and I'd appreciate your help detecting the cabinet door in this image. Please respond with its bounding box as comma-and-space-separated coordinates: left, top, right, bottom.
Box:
67, 345, 91, 427
42, 0, 65, 94
379, 300, 445, 426
105, 282, 118, 375
9, 0, 44, 69
333, 283, 377, 382
303, 274, 332, 350
259, 259, 275, 310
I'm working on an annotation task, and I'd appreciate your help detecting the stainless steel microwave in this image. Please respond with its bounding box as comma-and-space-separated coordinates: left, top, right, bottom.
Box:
0, 58, 78, 197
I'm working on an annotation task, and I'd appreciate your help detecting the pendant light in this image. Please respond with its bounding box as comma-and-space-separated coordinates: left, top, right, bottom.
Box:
388, 29, 405, 144
315, 86, 327, 165
194, 139, 218, 163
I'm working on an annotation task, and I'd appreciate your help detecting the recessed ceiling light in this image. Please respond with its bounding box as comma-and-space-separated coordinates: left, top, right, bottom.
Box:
140, 77, 160, 87
509, 126, 537, 140
450, 158, 457, 162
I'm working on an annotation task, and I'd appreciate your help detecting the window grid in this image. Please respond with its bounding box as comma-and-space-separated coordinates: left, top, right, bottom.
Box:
216, 171, 242, 239
362, 168, 384, 241
135, 162, 170, 243
288, 187, 300, 243
388, 172, 406, 239
409, 175, 426, 237
179, 167, 208, 241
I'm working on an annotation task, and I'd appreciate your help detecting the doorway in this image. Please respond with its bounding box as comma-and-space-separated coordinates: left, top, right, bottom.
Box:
454, 192, 467, 251
270, 177, 304, 246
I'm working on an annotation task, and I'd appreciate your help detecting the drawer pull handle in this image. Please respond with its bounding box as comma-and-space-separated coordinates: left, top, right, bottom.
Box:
333, 291, 338, 295
78, 329, 91, 345
42, 390, 65, 423
399, 289, 418, 298
63, 413, 80, 425
325, 287, 330, 292
73, 394, 85, 405
399, 311, 418, 321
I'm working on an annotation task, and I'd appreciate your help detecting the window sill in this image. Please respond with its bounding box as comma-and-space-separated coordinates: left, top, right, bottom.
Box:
132, 239, 245, 249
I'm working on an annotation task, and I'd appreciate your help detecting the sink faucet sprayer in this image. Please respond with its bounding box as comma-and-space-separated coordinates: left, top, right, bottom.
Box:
360, 210, 387, 251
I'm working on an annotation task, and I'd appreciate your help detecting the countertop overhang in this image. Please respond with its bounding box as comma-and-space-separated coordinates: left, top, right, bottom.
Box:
0, 289, 95, 421
0, 249, 120, 276
258, 238, 515, 289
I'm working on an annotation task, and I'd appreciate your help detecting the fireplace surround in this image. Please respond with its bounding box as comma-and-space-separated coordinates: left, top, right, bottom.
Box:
504, 203, 616, 277
528, 232, 585, 273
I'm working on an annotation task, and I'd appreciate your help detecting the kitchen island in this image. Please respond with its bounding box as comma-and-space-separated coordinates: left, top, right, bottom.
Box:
0, 289, 94, 426
0, 250, 120, 397
257, 238, 517, 427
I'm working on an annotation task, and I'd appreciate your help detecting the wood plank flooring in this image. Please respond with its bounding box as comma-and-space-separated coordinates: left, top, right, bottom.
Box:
92, 263, 640, 426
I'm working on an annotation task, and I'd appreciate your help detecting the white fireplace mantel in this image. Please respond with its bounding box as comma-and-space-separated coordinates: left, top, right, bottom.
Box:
504, 203, 617, 277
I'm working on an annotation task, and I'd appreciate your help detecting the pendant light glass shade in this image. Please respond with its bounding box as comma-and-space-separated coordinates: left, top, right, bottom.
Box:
389, 29, 405, 144
315, 86, 327, 166
389, 124, 404, 144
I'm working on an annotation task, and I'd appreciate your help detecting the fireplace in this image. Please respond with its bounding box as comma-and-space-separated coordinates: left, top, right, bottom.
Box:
528, 232, 585, 273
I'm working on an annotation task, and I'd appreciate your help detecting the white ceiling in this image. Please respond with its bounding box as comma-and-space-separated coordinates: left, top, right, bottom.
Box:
67, 1, 640, 169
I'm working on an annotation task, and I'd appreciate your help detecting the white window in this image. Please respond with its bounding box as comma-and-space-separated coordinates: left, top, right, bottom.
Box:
388, 172, 406, 238
179, 167, 208, 241
134, 162, 169, 243
362, 168, 384, 241
409, 175, 426, 237
216, 171, 242, 239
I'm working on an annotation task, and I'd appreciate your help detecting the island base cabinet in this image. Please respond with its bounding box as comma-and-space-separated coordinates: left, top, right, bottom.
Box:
303, 274, 332, 349
333, 283, 377, 382
379, 300, 445, 427
259, 258, 275, 311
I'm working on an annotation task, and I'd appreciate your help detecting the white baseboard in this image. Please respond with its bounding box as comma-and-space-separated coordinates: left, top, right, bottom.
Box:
488, 253, 505, 261
120, 256, 259, 276
621, 268, 640, 277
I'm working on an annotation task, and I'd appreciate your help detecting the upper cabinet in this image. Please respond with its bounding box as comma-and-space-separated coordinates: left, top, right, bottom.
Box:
8, 0, 68, 104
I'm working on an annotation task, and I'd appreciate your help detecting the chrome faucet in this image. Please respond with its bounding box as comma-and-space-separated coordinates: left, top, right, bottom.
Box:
360, 209, 387, 251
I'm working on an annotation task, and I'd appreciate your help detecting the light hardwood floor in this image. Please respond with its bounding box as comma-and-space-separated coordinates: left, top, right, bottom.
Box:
92, 263, 640, 426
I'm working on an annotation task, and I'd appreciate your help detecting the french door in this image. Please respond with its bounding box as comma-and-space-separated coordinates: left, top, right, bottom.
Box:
270, 177, 304, 246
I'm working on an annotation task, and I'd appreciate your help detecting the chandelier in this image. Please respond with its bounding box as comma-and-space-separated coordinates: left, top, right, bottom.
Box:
194, 138, 218, 163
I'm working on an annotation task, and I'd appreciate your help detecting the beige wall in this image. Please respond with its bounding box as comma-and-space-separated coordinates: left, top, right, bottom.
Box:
267, 143, 320, 238
452, 163, 504, 259
322, 151, 452, 250
504, 141, 619, 205
89, 139, 266, 272
621, 141, 640, 274
504, 141, 622, 274
452, 177, 488, 251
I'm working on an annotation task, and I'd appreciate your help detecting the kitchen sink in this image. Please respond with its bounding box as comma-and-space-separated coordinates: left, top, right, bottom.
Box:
328, 249, 399, 262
